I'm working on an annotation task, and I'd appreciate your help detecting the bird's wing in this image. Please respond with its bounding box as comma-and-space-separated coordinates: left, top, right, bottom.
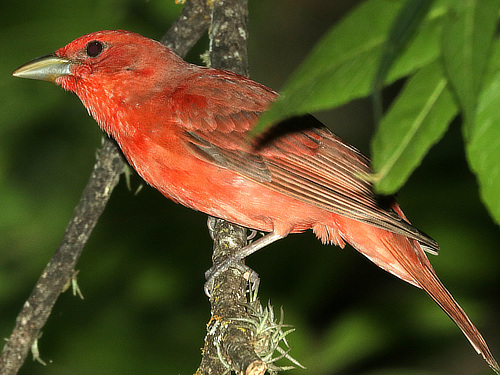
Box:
168, 69, 439, 252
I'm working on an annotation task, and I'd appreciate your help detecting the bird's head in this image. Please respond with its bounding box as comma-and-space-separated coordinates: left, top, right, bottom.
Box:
13, 30, 186, 134
13, 30, 184, 91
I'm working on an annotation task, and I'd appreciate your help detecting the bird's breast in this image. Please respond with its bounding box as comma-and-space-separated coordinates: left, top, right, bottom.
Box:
113, 122, 329, 235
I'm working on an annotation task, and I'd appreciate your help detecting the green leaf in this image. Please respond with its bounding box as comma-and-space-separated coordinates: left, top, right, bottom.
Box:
371, 61, 457, 194
484, 38, 500, 82
440, 0, 500, 140
252, 0, 401, 137
251, 0, 445, 138
467, 70, 500, 225
372, 0, 435, 123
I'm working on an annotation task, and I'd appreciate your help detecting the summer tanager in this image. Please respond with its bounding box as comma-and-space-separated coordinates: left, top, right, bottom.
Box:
13, 30, 499, 373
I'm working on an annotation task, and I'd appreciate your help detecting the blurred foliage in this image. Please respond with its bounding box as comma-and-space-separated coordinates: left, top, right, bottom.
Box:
1, 1, 499, 375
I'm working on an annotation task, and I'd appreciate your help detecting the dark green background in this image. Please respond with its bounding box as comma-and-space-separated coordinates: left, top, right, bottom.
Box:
1, 1, 498, 374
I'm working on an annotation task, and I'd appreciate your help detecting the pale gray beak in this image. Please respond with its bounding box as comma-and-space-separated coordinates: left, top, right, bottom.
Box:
12, 54, 72, 83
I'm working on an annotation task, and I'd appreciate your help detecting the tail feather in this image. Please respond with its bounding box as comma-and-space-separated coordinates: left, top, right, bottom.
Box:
336, 208, 499, 373
380, 234, 500, 374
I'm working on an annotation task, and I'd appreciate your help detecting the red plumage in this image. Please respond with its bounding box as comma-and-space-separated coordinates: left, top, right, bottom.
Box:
13, 30, 499, 373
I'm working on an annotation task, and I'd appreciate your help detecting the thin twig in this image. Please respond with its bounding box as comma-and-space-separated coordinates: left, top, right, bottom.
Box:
0, 139, 124, 375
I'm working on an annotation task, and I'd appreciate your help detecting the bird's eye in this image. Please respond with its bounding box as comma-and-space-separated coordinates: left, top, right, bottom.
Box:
86, 41, 104, 58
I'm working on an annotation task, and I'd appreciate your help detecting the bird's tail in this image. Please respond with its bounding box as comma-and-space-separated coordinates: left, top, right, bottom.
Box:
337, 204, 499, 373
381, 233, 499, 374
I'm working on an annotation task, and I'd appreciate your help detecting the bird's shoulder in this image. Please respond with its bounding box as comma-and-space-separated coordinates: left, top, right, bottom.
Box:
164, 66, 277, 134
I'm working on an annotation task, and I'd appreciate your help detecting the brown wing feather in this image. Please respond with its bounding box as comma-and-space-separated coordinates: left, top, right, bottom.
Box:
172, 68, 439, 252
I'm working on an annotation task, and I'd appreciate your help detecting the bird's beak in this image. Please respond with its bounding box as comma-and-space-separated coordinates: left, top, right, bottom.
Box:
12, 54, 72, 83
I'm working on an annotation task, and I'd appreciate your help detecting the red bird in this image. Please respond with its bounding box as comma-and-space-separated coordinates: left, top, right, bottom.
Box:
13, 30, 499, 373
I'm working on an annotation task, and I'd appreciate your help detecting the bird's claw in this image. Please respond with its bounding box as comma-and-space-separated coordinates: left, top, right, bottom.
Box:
206, 216, 218, 240
204, 259, 259, 297
247, 229, 258, 241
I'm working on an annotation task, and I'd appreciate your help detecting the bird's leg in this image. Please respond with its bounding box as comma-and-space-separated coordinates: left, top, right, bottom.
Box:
204, 231, 284, 296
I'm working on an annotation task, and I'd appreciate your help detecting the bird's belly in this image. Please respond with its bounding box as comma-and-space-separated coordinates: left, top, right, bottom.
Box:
127, 143, 324, 235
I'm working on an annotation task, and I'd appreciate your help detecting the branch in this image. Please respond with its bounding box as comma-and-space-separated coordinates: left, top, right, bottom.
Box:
198, 219, 265, 375
208, 0, 249, 76
197, 1, 267, 375
0, 2, 209, 374
0, 140, 124, 375
160, 0, 210, 55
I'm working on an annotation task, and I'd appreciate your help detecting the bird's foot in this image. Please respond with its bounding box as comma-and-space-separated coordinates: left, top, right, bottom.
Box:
204, 258, 259, 297
247, 229, 258, 241
204, 231, 283, 296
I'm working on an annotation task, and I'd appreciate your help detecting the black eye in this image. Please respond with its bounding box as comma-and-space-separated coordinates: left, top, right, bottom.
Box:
86, 41, 104, 57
